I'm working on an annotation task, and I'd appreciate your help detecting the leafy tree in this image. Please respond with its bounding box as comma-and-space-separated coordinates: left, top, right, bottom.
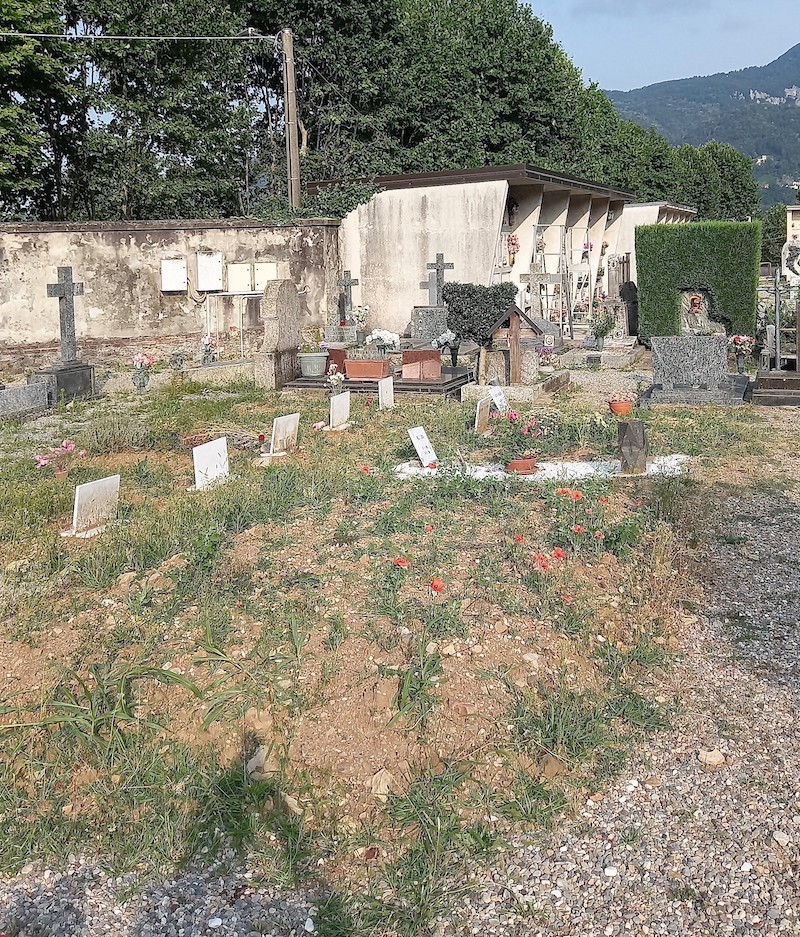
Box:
699, 141, 759, 221
760, 203, 787, 265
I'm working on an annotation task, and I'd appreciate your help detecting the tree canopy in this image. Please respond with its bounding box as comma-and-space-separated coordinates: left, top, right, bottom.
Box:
0, 0, 760, 221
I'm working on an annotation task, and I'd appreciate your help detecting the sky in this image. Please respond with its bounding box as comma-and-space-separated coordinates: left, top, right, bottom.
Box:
529, 1, 796, 92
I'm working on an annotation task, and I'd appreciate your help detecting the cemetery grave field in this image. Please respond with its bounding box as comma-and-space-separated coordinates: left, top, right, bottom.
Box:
0, 382, 781, 934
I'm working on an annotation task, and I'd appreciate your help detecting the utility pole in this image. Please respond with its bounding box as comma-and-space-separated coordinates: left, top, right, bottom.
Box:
280, 28, 301, 209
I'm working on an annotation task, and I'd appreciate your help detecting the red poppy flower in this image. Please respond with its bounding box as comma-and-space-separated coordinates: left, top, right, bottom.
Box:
430, 577, 445, 593
599, 496, 609, 505
534, 551, 551, 572
556, 487, 571, 496
392, 557, 410, 568
572, 524, 586, 534
258, 433, 266, 443
513, 534, 525, 544
561, 593, 574, 605
552, 547, 567, 560
366, 396, 375, 406
424, 524, 433, 533
594, 531, 605, 541
360, 465, 371, 474
585, 508, 593, 515
570, 490, 584, 502
427, 462, 438, 470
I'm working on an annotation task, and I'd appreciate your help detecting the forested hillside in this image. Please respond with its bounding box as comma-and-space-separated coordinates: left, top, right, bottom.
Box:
0, 0, 758, 221
608, 43, 800, 208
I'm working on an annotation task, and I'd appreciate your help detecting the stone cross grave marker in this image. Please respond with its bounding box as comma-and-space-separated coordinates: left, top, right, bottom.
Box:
408, 426, 438, 467
617, 419, 648, 475
338, 270, 359, 320
419, 272, 438, 306
47, 266, 84, 365
487, 383, 509, 414
423, 253, 454, 307
192, 437, 230, 491
328, 391, 351, 430
378, 376, 395, 410
62, 474, 120, 538
474, 396, 492, 435
271, 413, 300, 454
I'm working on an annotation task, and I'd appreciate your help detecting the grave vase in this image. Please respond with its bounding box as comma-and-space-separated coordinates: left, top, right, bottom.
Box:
736, 353, 746, 375
298, 352, 329, 378
132, 368, 151, 391
449, 343, 460, 367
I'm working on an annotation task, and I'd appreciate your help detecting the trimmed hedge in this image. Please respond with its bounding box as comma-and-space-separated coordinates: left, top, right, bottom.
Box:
635, 221, 761, 342
442, 281, 519, 347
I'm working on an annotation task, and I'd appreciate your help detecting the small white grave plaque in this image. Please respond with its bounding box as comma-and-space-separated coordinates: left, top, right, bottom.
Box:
408, 426, 438, 467
192, 437, 230, 491
329, 391, 351, 429
378, 376, 395, 410
63, 474, 121, 538
271, 413, 300, 454
474, 396, 492, 435
488, 384, 509, 414
544, 334, 555, 348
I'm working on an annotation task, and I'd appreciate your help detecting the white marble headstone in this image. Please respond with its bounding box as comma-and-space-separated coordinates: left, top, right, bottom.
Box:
63, 474, 121, 538
488, 384, 509, 414
329, 391, 351, 428
377, 376, 395, 410
270, 413, 300, 454
193, 437, 229, 491
474, 396, 492, 435
408, 426, 438, 466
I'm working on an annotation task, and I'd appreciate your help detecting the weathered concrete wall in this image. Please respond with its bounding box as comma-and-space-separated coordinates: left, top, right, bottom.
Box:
0, 219, 340, 351
340, 181, 507, 336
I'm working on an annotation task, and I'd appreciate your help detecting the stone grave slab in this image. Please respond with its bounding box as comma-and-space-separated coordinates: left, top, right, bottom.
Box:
647, 336, 746, 405
0, 383, 49, 420
408, 426, 438, 467
192, 437, 230, 491
255, 279, 304, 391
326, 391, 351, 431
378, 376, 395, 410
62, 474, 120, 538
474, 396, 492, 435
324, 325, 358, 345
270, 413, 300, 454
410, 307, 449, 341
402, 348, 442, 380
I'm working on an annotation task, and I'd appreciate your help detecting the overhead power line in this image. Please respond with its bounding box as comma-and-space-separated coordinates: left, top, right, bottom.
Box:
0, 30, 272, 42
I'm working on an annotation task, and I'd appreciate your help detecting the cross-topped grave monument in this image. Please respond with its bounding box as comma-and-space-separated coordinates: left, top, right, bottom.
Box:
338, 270, 359, 322
425, 253, 454, 307
28, 265, 94, 404
411, 253, 453, 340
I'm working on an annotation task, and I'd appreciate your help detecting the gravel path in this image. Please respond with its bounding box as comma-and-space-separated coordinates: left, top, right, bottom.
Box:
452, 484, 800, 936
3, 456, 798, 937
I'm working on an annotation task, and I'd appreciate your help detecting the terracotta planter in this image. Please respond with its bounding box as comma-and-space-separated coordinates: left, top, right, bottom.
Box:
608, 400, 634, 417
54, 468, 68, 481
345, 358, 391, 380
505, 457, 539, 475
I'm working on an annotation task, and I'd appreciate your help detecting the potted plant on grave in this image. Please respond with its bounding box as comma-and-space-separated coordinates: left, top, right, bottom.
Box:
590, 307, 616, 352
728, 334, 755, 374
200, 333, 218, 365
491, 409, 542, 474
35, 439, 86, 481
344, 329, 399, 379
536, 346, 559, 373
353, 306, 369, 345
607, 392, 635, 417
131, 352, 155, 390
298, 330, 329, 378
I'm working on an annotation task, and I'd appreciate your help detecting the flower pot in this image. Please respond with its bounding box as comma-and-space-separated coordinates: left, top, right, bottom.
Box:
132, 368, 151, 391
54, 468, 68, 481
608, 400, 633, 417
298, 351, 330, 378
505, 457, 539, 475
344, 358, 391, 380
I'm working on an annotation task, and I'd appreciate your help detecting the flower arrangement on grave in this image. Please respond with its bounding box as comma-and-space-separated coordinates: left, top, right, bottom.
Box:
200, 334, 218, 365
131, 352, 155, 390
325, 364, 346, 394
490, 409, 543, 470
35, 439, 86, 479
536, 346, 559, 369
365, 329, 400, 353
590, 307, 617, 340
506, 233, 520, 266
298, 329, 325, 354
728, 334, 755, 357
352, 305, 369, 327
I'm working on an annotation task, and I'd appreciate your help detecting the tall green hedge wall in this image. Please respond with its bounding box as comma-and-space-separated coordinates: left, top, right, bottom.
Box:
635, 221, 761, 342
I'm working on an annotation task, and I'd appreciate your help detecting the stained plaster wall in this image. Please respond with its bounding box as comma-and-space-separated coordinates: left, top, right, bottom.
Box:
340, 181, 508, 336
0, 219, 340, 353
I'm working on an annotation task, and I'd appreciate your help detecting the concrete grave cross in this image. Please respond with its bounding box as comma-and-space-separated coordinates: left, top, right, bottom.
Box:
419, 272, 438, 306
47, 266, 84, 365
192, 437, 230, 491
377, 376, 395, 410
408, 426, 438, 467
62, 474, 120, 538
329, 391, 351, 429
425, 253, 454, 307
338, 270, 359, 319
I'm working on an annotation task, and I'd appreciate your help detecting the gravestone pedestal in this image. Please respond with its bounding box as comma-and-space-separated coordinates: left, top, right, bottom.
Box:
29, 362, 94, 406
410, 307, 449, 341
645, 336, 747, 406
